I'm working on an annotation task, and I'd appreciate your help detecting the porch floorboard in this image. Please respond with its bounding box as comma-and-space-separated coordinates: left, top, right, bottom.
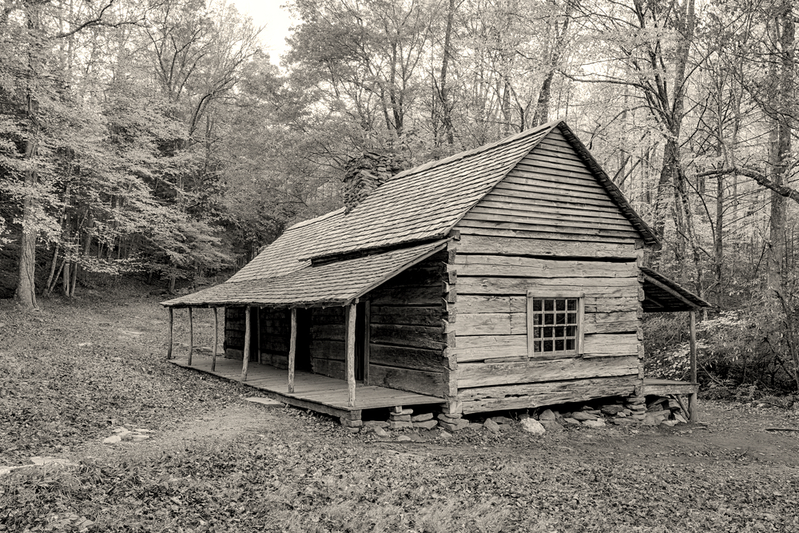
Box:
170, 355, 445, 420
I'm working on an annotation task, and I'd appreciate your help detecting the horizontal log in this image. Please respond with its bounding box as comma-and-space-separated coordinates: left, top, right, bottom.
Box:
369, 364, 447, 398
310, 324, 345, 341
370, 305, 444, 326
454, 257, 638, 279
451, 334, 528, 362
584, 312, 639, 334
459, 375, 640, 414
585, 297, 640, 313
310, 308, 345, 325
457, 295, 526, 314
369, 343, 448, 372
457, 277, 640, 297
370, 323, 446, 350
457, 355, 639, 388
457, 234, 639, 259
369, 285, 443, 306
583, 333, 639, 357
312, 358, 345, 380
310, 339, 345, 361
458, 312, 527, 336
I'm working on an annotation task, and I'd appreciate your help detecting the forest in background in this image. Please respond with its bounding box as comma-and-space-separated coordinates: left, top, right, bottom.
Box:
2, 0, 799, 393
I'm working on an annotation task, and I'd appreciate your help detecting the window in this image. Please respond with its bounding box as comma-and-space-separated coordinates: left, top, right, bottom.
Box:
526, 291, 584, 358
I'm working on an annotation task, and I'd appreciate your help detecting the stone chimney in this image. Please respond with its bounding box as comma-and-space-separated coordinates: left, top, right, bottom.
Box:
343, 151, 404, 213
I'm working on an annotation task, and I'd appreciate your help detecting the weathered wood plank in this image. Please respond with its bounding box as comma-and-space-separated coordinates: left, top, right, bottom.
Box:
479, 193, 630, 222
470, 200, 632, 226
457, 355, 639, 388
583, 333, 639, 356
457, 277, 640, 297
457, 312, 527, 336
310, 339, 345, 361
457, 234, 638, 258
369, 343, 448, 372
462, 210, 639, 234
451, 334, 528, 362
369, 285, 443, 306
459, 375, 639, 414
584, 297, 640, 313
492, 180, 618, 205
370, 324, 446, 350
241, 306, 251, 382
454, 259, 637, 279
310, 324, 346, 341
457, 295, 526, 314
505, 170, 607, 194
370, 305, 443, 326
369, 364, 447, 398
313, 356, 345, 380
458, 218, 640, 239
584, 312, 639, 334
457, 225, 638, 245
521, 150, 590, 168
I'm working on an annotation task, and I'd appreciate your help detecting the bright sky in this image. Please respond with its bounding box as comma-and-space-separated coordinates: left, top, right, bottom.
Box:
231, 0, 296, 64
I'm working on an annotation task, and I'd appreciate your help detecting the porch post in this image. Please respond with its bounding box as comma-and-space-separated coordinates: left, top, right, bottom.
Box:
288, 308, 297, 393
167, 307, 173, 360
187, 307, 194, 366
242, 306, 251, 382
212, 307, 219, 372
688, 310, 698, 421
346, 302, 357, 407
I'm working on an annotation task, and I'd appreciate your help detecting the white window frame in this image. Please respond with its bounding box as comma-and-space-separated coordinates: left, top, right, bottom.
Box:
526, 290, 585, 359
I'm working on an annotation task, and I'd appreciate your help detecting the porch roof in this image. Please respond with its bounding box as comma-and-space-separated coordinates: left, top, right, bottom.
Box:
641, 267, 711, 312
161, 240, 448, 309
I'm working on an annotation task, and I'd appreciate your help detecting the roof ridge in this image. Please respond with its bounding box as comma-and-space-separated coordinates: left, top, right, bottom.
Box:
389, 120, 563, 183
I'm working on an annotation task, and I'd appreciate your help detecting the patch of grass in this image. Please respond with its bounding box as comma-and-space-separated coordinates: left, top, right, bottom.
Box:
2, 295, 799, 532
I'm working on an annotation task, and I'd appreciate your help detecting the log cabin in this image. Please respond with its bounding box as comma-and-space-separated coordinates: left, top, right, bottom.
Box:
162, 120, 710, 425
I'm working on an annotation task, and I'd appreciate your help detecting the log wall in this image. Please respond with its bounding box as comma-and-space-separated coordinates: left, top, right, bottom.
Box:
452, 128, 645, 414
259, 308, 291, 369
309, 306, 347, 379
224, 306, 245, 359
365, 251, 449, 397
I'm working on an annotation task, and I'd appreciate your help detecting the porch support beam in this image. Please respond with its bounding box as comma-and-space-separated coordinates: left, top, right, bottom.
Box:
212, 307, 219, 372
167, 307, 173, 360
288, 308, 297, 393
346, 301, 357, 407
689, 310, 698, 422
188, 307, 194, 366
242, 306, 251, 382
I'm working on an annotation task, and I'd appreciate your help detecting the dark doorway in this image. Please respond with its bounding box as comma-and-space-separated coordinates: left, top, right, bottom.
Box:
295, 309, 312, 372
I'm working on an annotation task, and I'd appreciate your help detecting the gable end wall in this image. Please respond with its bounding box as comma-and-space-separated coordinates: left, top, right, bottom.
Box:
451, 129, 645, 415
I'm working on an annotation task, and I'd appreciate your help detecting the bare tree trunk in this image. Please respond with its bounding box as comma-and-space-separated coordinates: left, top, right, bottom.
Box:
15, 128, 39, 311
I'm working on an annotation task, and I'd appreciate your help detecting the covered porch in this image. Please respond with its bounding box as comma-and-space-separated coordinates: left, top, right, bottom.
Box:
169, 354, 445, 422
641, 267, 711, 421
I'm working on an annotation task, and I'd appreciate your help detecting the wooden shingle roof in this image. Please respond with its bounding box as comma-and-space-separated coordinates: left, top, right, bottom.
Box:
162, 240, 448, 308
163, 120, 659, 308
641, 267, 712, 312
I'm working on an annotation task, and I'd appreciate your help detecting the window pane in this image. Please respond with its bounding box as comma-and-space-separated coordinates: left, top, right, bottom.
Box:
533, 314, 542, 325
566, 339, 575, 350
554, 326, 564, 337
534, 328, 542, 338
566, 326, 576, 337
544, 340, 553, 351
534, 341, 541, 352
544, 314, 554, 325
555, 339, 564, 351
556, 299, 566, 311
567, 313, 577, 324
556, 313, 565, 324
543, 327, 553, 338
533, 300, 542, 312
567, 299, 577, 311
544, 300, 554, 311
